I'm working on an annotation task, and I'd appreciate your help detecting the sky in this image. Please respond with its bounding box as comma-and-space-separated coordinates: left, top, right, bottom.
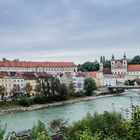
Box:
0, 0, 140, 64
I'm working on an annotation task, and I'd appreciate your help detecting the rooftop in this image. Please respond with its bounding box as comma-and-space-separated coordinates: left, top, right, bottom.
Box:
128, 65, 140, 71
0, 61, 76, 68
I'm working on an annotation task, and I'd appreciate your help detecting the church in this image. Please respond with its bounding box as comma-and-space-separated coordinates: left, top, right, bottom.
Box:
111, 53, 140, 79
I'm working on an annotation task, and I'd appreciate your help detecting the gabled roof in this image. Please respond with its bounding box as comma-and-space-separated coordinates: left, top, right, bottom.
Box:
20, 72, 37, 80
0, 61, 76, 68
128, 65, 140, 71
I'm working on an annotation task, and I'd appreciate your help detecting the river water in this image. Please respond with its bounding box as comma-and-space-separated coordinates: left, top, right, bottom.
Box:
0, 92, 140, 133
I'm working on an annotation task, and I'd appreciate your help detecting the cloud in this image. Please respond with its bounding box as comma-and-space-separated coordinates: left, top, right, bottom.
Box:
0, 0, 140, 63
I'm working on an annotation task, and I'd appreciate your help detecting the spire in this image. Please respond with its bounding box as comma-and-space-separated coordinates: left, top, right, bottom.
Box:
100, 56, 103, 63
123, 52, 126, 59
111, 54, 115, 60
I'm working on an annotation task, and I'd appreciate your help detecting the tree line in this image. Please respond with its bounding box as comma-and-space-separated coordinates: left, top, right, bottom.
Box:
78, 55, 140, 72
0, 74, 97, 107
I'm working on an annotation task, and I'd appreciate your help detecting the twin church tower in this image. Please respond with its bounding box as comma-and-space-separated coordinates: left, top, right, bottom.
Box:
100, 53, 128, 74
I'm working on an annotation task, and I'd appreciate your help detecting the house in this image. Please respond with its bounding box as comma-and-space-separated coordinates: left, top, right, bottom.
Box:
127, 65, 140, 80
72, 76, 85, 92
20, 72, 38, 96
102, 75, 117, 86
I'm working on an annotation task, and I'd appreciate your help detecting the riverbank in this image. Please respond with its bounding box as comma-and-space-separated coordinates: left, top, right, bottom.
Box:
0, 93, 126, 116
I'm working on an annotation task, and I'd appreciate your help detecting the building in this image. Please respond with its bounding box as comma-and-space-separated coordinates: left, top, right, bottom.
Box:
0, 75, 25, 98
110, 54, 140, 81
72, 76, 85, 92
102, 75, 117, 86
111, 53, 127, 74
127, 65, 140, 80
20, 72, 37, 96
0, 60, 77, 74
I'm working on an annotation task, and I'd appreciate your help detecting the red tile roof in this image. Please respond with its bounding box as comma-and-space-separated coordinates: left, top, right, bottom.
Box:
0, 61, 76, 68
20, 72, 37, 80
128, 65, 140, 71
86, 72, 96, 78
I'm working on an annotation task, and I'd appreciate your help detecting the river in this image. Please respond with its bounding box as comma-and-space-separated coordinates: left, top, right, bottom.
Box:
0, 91, 140, 134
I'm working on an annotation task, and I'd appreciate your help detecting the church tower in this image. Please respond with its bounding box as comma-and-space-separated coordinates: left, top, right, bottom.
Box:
111, 54, 115, 69
99, 56, 103, 71
123, 52, 127, 68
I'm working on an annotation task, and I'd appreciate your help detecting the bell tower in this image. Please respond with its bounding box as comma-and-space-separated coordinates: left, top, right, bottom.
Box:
111, 54, 115, 68
123, 52, 127, 68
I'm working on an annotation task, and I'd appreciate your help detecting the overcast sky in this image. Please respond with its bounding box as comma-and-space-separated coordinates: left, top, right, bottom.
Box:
0, 0, 140, 64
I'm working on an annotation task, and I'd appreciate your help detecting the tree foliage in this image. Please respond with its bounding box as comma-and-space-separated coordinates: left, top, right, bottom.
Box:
0, 122, 6, 140
11, 85, 21, 100
128, 55, 140, 64
0, 85, 6, 101
24, 82, 33, 96
68, 83, 75, 94
30, 121, 51, 140
78, 61, 99, 72
84, 78, 97, 96
103, 60, 111, 68
36, 75, 69, 101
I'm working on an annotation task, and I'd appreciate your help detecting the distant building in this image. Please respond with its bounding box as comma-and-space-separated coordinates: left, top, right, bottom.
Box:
110, 54, 140, 80
111, 53, 127, 74
72, 76, 85, 92
102, 75, 117, 86
0, 60, 77, 74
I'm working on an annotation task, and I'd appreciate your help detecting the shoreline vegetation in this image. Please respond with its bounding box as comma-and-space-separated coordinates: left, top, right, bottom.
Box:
1, 98, 140, 140
0, 93, 126, 116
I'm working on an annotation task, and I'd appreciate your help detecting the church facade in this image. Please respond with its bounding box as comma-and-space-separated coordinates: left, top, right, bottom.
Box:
111, 53, 140, 79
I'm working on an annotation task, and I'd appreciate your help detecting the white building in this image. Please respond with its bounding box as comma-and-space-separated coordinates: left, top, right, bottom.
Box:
0, 60, 77, 74
102, 75, 117, 86
72, 76, 85, 92
111, 54, 140, 81
0, 76, 25, 98
111, 53, 127, 74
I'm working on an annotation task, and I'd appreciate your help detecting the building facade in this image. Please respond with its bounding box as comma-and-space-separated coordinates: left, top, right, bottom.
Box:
0, 60, 77, 74
111, 53, 127, 74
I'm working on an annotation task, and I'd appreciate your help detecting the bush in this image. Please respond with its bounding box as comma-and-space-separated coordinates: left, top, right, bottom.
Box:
70, 92, 85, 98
18, 97, 32, 107
123, 105, 140, 139
30, 121, 51, 140
33, 95, 48, 104
0, 123, 6, 140
65, 111, 124, 139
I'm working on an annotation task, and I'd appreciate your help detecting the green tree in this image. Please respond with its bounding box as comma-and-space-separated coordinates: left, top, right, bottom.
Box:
84, 78, 97, 96
0, 122, 6, 140
37, 75, 68, 101
0, 85, 6, 101
128, 55, 140, 64
24, 82, 33, 96
78, 61, 99, 72
103, 60, 111, 68
30, 121, 51, 140
11, 85, 21, 100
58, 83, 69, 101
68, 83, 75, 94
50, 118, 68, 134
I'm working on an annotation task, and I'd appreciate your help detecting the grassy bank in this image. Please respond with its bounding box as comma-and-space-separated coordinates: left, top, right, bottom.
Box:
0, 101, 19, 110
